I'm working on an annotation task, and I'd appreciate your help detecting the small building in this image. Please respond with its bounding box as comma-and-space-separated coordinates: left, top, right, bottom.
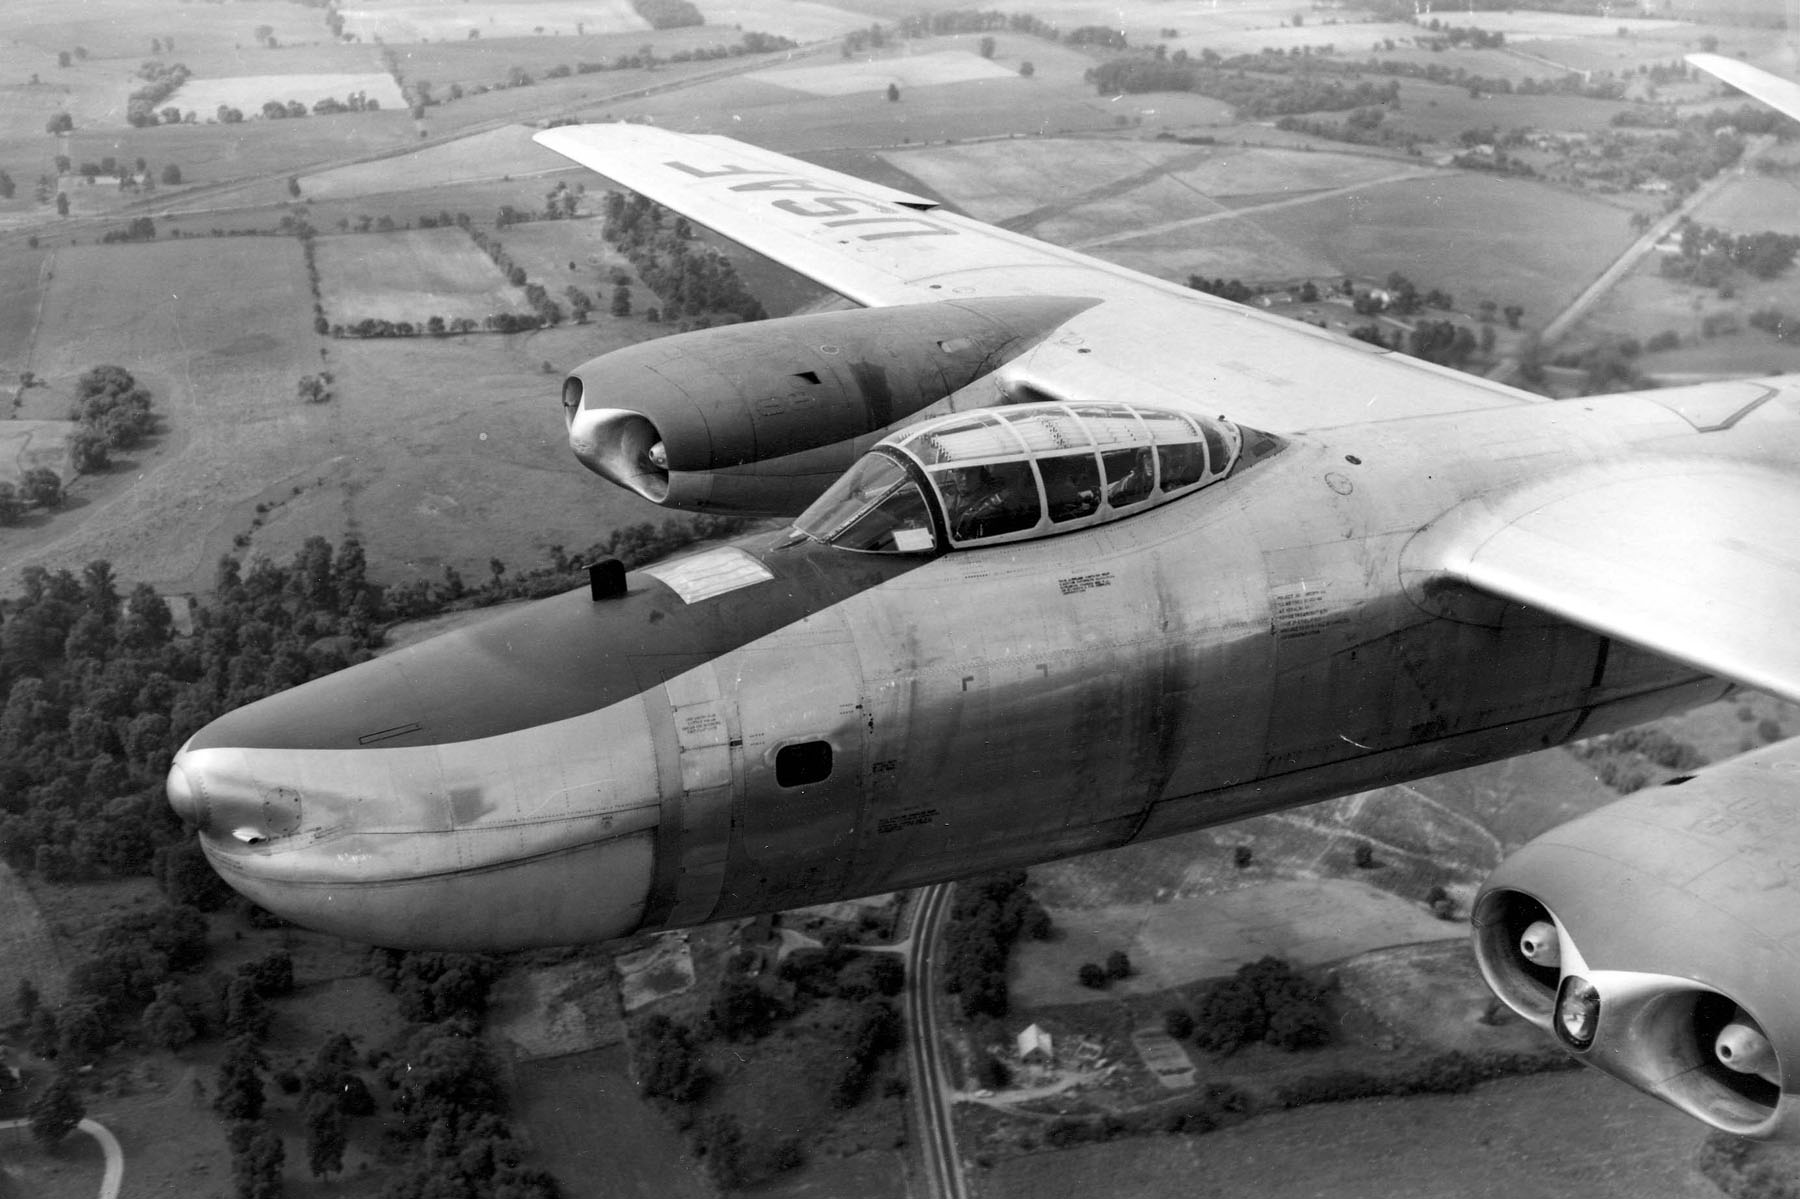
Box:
1016, 1023, 1054, 1066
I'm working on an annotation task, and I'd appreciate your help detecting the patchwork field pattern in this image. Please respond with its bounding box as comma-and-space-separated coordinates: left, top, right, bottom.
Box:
316, 227, 533, 323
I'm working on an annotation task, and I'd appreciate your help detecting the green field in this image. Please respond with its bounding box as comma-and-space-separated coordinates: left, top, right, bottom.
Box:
301, 124, 565, 199
318, 227, 532, 323
982, 1071, 1710, 1199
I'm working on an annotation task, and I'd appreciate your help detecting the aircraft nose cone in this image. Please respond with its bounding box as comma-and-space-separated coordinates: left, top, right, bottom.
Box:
166, 756, 202, 826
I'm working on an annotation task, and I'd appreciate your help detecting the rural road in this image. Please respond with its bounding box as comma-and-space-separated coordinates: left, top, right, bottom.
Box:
0, 1117, 123, 1199
1532, 134, 1776, 351
905, 883, 967, 1199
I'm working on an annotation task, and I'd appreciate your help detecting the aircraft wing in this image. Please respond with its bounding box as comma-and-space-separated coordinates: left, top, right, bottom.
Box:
1414, 443, 1800, 704
1687, 53, 1800, 123
533, 124, 1550, 430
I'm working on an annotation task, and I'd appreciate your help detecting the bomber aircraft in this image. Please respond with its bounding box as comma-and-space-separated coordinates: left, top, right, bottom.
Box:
170, 61, 1800, 1139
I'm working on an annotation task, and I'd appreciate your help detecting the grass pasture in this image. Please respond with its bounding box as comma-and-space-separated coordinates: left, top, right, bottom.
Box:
0, 250, 49, 374
0, 422, 73, 488
236, 322, 674, 588
0, 236, 322, 595
981, 1071, 1710, 1199
749, 47, 1019, 96
485, 218, 634, 295
316, 227, 531, 323
513, 1047, 712, 1199
885, 137, 1214, 222
698, 0, 878, 41
1100, 170, 1636, 312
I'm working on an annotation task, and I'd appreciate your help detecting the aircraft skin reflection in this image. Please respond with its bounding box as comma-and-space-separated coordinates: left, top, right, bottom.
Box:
166, 390, 1742, 951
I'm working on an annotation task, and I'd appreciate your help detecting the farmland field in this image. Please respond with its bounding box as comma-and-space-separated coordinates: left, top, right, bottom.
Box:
1085, 171, 1636, 310
749, 47, 1018, 96
317, 227, 532, 323
0, 236, 325, 595
301, 124, 564, 199
981, 1070, 1711, 1199
885, 137, 1221, 222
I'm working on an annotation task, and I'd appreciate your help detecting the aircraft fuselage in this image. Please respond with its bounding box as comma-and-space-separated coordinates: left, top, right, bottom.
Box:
167, 389, 1758, 948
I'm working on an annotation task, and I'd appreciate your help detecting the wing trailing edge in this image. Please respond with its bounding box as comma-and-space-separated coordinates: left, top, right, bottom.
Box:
1410, 452, 1800, 704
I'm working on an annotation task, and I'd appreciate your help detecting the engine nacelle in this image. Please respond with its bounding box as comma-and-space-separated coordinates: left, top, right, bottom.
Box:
560, 296, 1096, 513
1472, 740, 1800, 1139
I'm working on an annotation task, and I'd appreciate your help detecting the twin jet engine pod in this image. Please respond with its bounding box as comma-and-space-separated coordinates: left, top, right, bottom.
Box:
559, 296, 1097, 514
1471, 745, 1800, 1138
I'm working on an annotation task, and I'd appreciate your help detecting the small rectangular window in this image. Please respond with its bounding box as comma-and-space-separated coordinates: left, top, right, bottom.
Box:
776, 741, 833, 788
1158, 442, 1206, 492
1102, 448, 1153, 508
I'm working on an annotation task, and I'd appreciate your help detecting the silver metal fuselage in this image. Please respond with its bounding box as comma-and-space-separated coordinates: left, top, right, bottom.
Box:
167, 389, 1770, 949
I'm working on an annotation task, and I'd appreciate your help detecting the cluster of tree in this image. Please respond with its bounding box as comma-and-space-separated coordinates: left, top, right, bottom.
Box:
55, 47, 91, 67
828, 998, 903, 1109
296, 374, 333, 404
941, 870, 1051, 1018
67, 364, 156, 474
376, 1020, 557, 1197
600, 192, 768, 323
100, 216, 157, 244
0, 468, 66, 526
1750, 307, 1800, 343
28, 1066, 86, 1147
775, 935, 906, 1007
46, 112, 75, 135
1076, 949, 1131, 989
1273, 1047, 1574, 1107
841, 24, 893, 56
632, 0, 704, 28
1538, 337, 1648, 395
18, 905, 208, 1066
893, 9, 1063, 40
1401, 319, 1482, 367
1187, 275, 1257, 304
127, 60, 191, 126
1412, 19, 1506, 49
1043, 1080, 1253, 1144
1091, 56, 1401, 118
1191, 956, 1332, 1054
1275, 107, 1416, 150
367, 950, 501, 1024
1662, 221, 1800, 289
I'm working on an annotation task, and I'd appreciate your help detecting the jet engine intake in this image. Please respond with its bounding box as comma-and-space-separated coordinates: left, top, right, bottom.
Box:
561, 296, 1098, 514
1471, 741, 1800, 1139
